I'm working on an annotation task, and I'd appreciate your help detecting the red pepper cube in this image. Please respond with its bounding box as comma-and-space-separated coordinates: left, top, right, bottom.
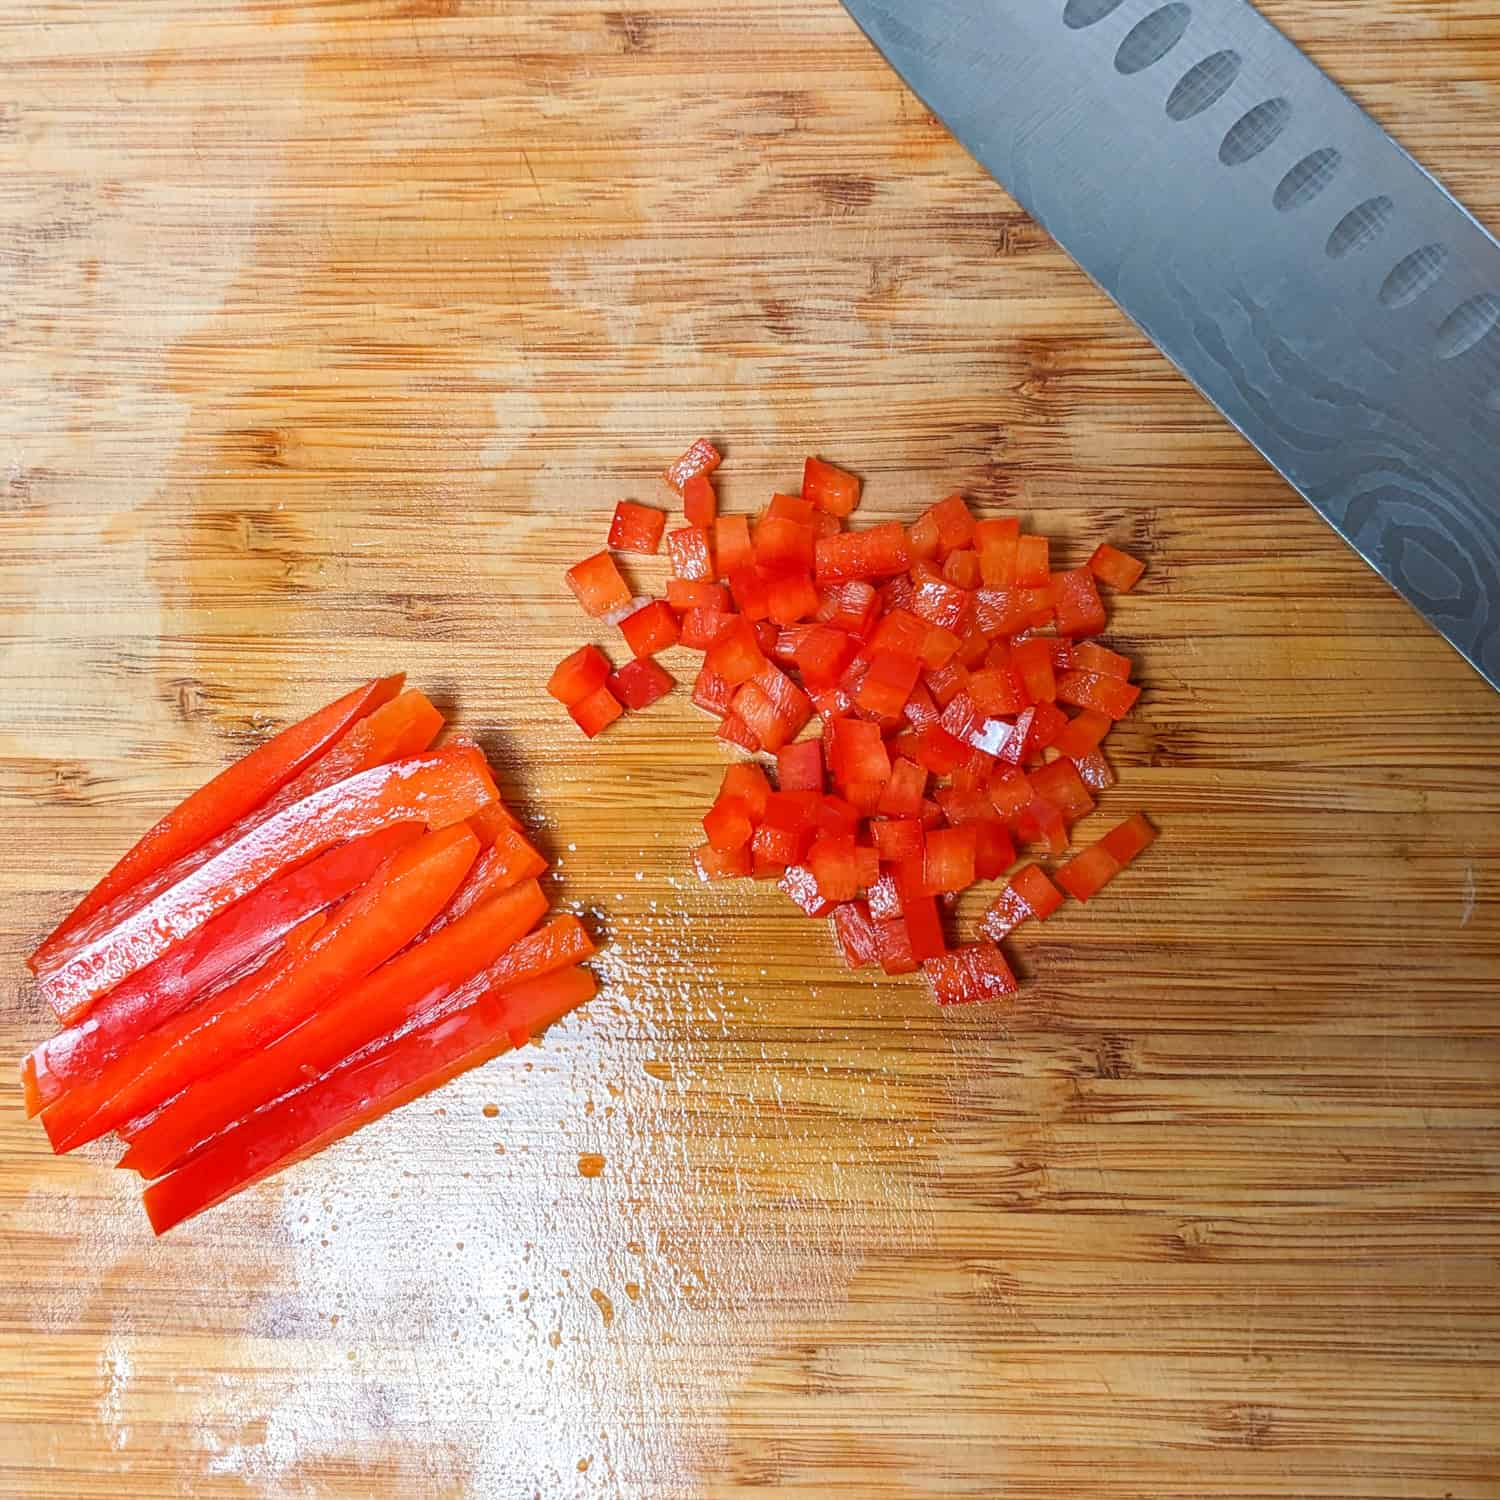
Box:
1022, 701, 1069, 757
922, 825, 978, 895
924, 942, 1017, 1007
973, 819, 1017, 881
802, 457, 862, 518
715, 515, 755, 574
830, 901, 879, 968
996, 708, 1033, 768
912, 723, 970, 777
1057, 670, 1140, 720
908, 509, 941, 562
878, 756, 928, 817
1055, 842, 1123, 902
703, 795, 755, 852
765, 570, 819, 626
731, 676, 807, 754
882, 574, 917, 615
705, 617, 766, 686
1051, 567, 1107, 639
1015, 796, 1069, 855
902, 893, 946, 963
988, 769, 1032, 821
938, 691, 985, 746
1027, 758, 1095, 824
608, 500, 667, 556
693, 842, 751, 881
815, 523, 912, 584
925, 659, 970, 709
857, 648, 922, 720
1100, 811, 1157, 866
911, 577, 974, 636
667, 525, 716, 583
975, 586, 1054, 638
1048, 639, 1076, 671
680, 606, 735, 651
691, 661, 735, 719
751, 828, 789, 879
974, 518, 1020, 588
717, 713, 760, 754
755, 515, 816, 576
664, 437, 722, 494
930, 494, 976, 554
547, 645, 611, 706
683, 474, 717, 527
942, 549, 981, 590
874, 917, 919, 976
568, 683, 624, 738
1088, 542, 1146, 592
773, 625, 814, 665
777, 739, 824, 794
1015, 534, 1051, 588
968, 665, 1029, 717
778, 863, 833, 917
841, 779, 885, 816
666, 579, 729, 613
807, 834, 861, 903
795, 624, 858, 687
768, 493, 818, 526
918, 625, 962, 672
754, 660, 813, 743
566, 551, 633, 618
902, 681, 940, 730
821, 579, 880, 636
871, 817, 924, 863
1053, 708, 1112, 759
829, 718, 892, 791
1072, 641, 1132, 679
1073, 747, 1116, 791
814, 794, 861, 839
720, 761, 772, 821
1011, 637, 1057, 703
982, 864, 1063, 937
935, 782, 995, 827
619, 599, 681, 659
724, 566, 768, 622
607, 657, 674, 711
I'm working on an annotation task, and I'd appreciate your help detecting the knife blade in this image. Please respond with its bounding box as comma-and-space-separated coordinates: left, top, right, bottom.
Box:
841, 0, 1500, 688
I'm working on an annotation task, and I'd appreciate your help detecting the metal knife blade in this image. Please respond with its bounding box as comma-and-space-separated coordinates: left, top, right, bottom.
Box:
841, 0, 1500, 687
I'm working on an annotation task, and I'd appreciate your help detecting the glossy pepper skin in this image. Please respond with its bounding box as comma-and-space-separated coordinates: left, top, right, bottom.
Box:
143, 964, 599, 1235
35, 745, 498, 1026
30, 675, 404, 970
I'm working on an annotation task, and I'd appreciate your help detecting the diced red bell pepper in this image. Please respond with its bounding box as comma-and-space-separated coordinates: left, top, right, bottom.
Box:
968, 665, 1029, 716
794, 625, 857, 687
1011, 637, 1056, 703
902, 682, 941, 730
565, 551, 633, 617
973, 820, 1017, 881
765, 571, 820, 626
715, 515, 755, 573
717, 714, 761, 754
974, 587, 1053, 638
619, 599, 681, 659
1057, 670, 1140, 720
871, 818, 923, 863
874, 918, 919, 976
142, 964, 598, 1234
982, 863, 1065, 939
1027, 758, 1096, 825
943, 549, 981, 590
780, 864, 835, 917
857, 648, 921, 719
666, 580, 729, 613
35, 746, 498, 1026
1015, 535, 1050, 588
911, 723, 970, 777
1053, 708, 1112, 759
691, 661, 735, 719
705, 617, 765, 685
680, 606, 734, 651
988, 768, 1033, 820
925, 659, 969, 710
806, 834, 863, 903
829, 901, 879, 968
1051, 567, 1107, 639
1088, 542, 1145, 592
829, 718, 892, 790
923, 825, 978, 895
923, 941, 1017, 1006
1073, 747, 1117, 791
1072, 641, 1132, 679
867, 871, 903, 920
665, 437, 722, 494
1100, 811, 1157, 865
31, 675, 403, 969
1054, 843, 1122, 903
683, 474, 717, 527
815, 523, 912, 584
1023, 701, 1069, 758
608, 500, 667, 555
694, 842, 751, 880
119, 875, 551, 1180
42, 823, 481, 1152
20, 825, 422, 1119
908, 509, 941, 561
768, 493, 817, 526
901, 893, 946, 963
974, 518, 1019, 588
911, 577, 974, 636
813, 794, 861, 839
802, 457, 862, 518
871, 608, 929, 660
777, 739, 824, 793
547, 645, 612, 706
721, 761, 772, 822
935, 782, 997, 827
821, 580, 881, 636
925, 494, 976, 555
570, 683, 624, 738
608, 657, 674, 711
918, 625, 962, 672
755, 516, 816, 576
667, 525, 716, 582
704, 795, 755, 852
877, 757, 927, 817
1014, 796, 1069, 855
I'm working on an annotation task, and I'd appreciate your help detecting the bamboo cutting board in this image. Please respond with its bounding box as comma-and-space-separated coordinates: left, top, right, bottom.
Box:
2, 1, 1499, 1495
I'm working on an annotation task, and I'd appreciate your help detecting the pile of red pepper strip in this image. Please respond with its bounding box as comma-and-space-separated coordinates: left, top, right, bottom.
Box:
21, 676, 598, 1234
552, 441, 1155, 1007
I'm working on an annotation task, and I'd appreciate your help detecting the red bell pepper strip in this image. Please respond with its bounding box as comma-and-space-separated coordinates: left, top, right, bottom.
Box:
419, 823, 546, 940
20, 824, 424, 1118
143, 964, 598, 1234
41, 824, 481, 1153
35, 744, 497, 1026
119, 876, 550, 1179
30, 675, 403, 970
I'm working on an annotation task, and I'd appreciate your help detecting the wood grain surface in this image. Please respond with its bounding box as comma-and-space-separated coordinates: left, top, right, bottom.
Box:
3, 1, 1499, 1496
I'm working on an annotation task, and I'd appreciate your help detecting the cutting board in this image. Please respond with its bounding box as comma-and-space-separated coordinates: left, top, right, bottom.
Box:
2, 2, 1498, 1495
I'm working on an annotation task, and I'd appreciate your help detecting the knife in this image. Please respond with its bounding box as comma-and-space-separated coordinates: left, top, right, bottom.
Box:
840, 0, 1500, 688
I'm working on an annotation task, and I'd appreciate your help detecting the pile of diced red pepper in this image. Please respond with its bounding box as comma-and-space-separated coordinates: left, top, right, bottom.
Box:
550, 441, 1156, 1007
21, 677, 596, 1233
